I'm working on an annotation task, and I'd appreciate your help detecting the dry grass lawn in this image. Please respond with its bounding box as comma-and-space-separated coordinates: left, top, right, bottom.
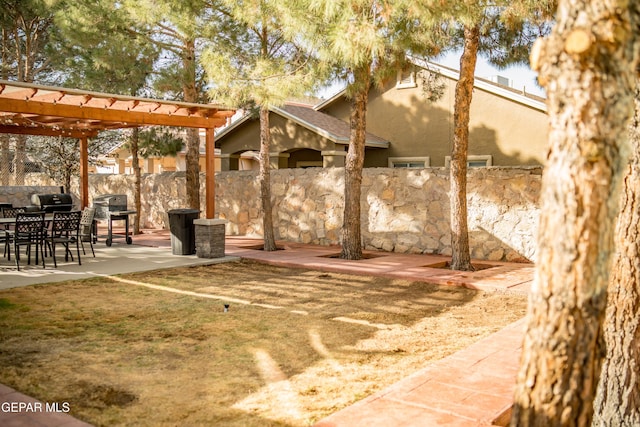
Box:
0, 260, 527, 426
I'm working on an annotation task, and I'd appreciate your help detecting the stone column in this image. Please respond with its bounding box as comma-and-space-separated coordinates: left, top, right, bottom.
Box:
117, 158, 126, 174
270, 152, 290, 169
321, 150, 347, 168
220, 153, 240, 171
145, 158, 155, 174
194, 218, 228, 258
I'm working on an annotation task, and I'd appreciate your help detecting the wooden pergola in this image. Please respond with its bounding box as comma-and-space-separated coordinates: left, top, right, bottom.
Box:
0, 79, 235, 218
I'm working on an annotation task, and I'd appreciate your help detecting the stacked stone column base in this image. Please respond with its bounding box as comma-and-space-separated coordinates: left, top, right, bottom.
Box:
194, 219, 227, 258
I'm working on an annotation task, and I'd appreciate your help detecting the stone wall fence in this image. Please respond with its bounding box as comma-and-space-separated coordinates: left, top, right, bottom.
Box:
0, 185, 66, 207
15, 166, 542, 262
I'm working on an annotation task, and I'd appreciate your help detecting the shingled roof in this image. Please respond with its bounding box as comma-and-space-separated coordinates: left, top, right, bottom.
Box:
275, 104, 389, 147
215, 103, 389, 148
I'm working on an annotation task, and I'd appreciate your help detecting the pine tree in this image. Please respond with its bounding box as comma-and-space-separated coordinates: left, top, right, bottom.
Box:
0, 0, 60, 184
511, 1, 640, 424
201, 0, 323, 251
48, 0, 158, 233
116, 0, 217, 211
409, 1, 554, 271
287, 0, 416, 260
591, 86, 640, 427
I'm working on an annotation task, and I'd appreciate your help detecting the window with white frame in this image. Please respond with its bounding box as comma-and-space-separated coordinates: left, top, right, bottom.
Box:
444, 155, 493, 168
388, 157, 430, 168
396, 69, 417, 89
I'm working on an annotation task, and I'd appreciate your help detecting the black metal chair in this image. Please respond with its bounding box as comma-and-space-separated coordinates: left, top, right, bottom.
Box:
2, 206, 26, 222
79, 207, 96, 257
48, 210, 82, 267
3, 209, 34, 259
6, 211, 47, 270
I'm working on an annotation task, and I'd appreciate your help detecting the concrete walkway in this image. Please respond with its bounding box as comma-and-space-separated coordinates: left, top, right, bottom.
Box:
0, 230, 533, 426
0, 230, 237, 290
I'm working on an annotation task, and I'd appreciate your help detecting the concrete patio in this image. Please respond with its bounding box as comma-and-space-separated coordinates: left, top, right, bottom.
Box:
0, 231, 238, 290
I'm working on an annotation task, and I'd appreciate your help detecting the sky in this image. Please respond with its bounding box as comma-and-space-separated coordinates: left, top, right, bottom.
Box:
434, 51, 546, 98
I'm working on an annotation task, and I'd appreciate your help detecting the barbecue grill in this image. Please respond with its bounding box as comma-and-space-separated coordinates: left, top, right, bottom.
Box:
92, 194, 136, 246
30, 193, 73, 213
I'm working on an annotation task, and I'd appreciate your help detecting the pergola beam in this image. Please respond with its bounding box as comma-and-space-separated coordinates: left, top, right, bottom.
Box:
0, 80, 235, 221
1, 98, 227, 129
0, 125, 98, 138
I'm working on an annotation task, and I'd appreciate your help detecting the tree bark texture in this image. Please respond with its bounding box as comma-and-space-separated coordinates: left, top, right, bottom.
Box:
184, 128, 200, 210
182, 38, 200, 210
592, 87, 640, 427
1, 135, 10, 186
259, 107, 277, 251
340, 65, 370, 260
511, 2, 640, 426
14, 134, 26, 185
450, 24, 479, 272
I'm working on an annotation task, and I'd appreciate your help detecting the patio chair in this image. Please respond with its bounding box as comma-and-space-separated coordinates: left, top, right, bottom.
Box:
79, 207, 96, 257
6, 211, 47, 271
2, 207, 30, 259
2, 206, 26, 223
48, 210, 82, 268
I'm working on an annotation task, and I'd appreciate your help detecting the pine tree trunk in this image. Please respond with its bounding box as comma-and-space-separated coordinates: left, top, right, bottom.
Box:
14, 134, 26, 185
450, 24, 479, 272
1, 135, 10, 186
0, 36, 8, 186
592, 87, 640, 427
340, 65, 370, 260
259, 107, 277, 251
511, 2, 640, 426
182, 39, 200, 210
184, 128, 200, 210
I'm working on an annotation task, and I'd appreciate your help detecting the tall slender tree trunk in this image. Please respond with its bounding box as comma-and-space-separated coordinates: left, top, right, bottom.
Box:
182, 39, 200, 210
184, 128, 200, 210
14, 134, 26, 185
131, 128, 141, 235
511, 1, 640, 426
592, 86, 640, 427
1, 136, 10, 185
340, 64, 370, 260
259, 107, 277, 251
450, 24, 479, 271
1, 30, 10, 186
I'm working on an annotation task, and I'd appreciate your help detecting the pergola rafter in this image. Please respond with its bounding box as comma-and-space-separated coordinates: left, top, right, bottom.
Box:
0, 79, 235, 219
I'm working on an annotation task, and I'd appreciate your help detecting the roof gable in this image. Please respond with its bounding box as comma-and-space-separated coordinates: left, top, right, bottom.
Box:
314, 60, 547, 113
276, 104, 388, 148
216, 104, 389, 148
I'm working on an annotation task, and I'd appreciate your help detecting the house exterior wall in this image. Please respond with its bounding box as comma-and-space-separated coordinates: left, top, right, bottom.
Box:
103, 148, 219, 174
219, 113, 340, 168
320, 71, 548, 167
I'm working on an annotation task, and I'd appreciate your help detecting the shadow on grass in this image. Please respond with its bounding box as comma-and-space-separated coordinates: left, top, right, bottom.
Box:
0, 260, 526, 426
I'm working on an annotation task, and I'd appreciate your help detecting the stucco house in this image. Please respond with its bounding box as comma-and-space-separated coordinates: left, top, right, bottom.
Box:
95, 131, 222, 174
215, 62, 548, 171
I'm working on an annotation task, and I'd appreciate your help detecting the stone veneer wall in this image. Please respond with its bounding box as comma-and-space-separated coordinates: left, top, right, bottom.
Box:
0, 185, 66, 207
23, 167, 542, 262
216, 167, 541, 262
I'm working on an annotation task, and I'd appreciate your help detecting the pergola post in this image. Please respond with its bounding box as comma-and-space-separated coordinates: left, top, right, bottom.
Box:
194, 126, 227, 258
79, 136, 89, 208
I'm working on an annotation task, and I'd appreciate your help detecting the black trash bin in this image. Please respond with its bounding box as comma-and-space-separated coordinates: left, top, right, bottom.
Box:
167, 208, 200, 255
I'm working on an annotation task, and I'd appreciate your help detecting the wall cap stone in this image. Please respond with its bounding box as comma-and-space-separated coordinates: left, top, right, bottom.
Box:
194, 218, 228, 226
